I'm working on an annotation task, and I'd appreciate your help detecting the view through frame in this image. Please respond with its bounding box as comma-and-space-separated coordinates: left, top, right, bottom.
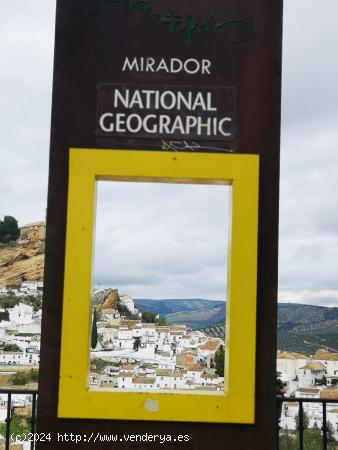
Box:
58, 148, 259, 423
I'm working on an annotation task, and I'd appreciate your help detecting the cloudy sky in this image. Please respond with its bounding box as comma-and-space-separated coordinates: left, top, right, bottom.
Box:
93, 181, 230, 299
1, 1, 338, 305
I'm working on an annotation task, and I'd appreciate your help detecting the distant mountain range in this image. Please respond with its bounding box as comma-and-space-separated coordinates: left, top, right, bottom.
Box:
134, 299, 225, 329
134, 299, 338, 355
277, 303, 338, 355
134, 299, 221, 316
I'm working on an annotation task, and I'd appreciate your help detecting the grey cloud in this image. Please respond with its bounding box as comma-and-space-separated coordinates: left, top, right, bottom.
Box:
93, 182, 229, 299
0, 1, 55, 225
278, 0, 338, 306
282, 0, 338, 130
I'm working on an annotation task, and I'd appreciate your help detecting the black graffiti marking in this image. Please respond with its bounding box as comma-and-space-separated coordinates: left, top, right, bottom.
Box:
160, 140, 234, 153
90, 0, 254, 47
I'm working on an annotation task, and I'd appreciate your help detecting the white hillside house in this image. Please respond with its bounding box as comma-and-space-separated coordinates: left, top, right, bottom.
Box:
119, 294, 139, 315
19, 281, 43, 295
0, 350, 39, 366
296, 362, 326, 386
312, 349, 338, 385
9, 303, 34, 325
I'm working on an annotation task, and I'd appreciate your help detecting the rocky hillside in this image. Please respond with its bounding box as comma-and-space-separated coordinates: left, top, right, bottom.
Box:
93, 289, 119, 311
0, 221, 45, 286
93, 288, 139, 319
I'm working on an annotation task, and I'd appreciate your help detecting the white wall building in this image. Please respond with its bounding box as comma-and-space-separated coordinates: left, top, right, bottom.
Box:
119, 294, 139, 315
9, 303, 34, 326
296, 362, 326, 387
0, 351, 39, 365
280, 388, 338, 441
312, 349, 338, 385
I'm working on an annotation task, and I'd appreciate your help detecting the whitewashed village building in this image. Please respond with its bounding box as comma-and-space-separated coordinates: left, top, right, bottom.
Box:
91, 293, 225, 392
0, 285, 223, 392
278, 349, 338, 440
0, 289, 42, 367
0, 281, 43, 298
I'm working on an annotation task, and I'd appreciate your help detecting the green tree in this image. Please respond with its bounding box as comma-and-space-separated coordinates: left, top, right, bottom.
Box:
116, 301, 139, 320
0, 296, 19, 309
91, 358, 112, 372
142, 311, 156, 323
276, 371, 286, 395
0, 215, 19, 243
133, 336, 141, 351
28, 368, 39, 383
0, 311, 9, 322
91, 308, 98, 349
156, 316, 167, 326
11, 372, 27, 385
279, 426, 297, 450
0, 417, 30, 438
295, 411, 310, 430
3, 343, 21, 352
214, 344, 225, 377
279, 422, 338, 450
24, 295, 42, 311
327, 421, 336, 444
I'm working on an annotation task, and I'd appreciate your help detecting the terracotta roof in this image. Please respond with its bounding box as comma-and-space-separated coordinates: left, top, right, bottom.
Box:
313, 349, 338, 361
277, 350, 307, 360
320, 388, 338, 399
328, 408, 338, 413
142, 323, 156, 329
299, 362, 326, 371
297, 388, 320, 394
132, 377, 156, 384
1, 352, 23, 355
172, 372, 183, 378
179, 350, 196, 356
120, 364, 134, 370
118, 371, 133, 377
170, 331, 184, 335
156, 369, 173, 377
102, 309, 118, 314
100, 382, 115, 388
156, 326, 170, 332
122, 320, 141, 326
186, 364, 204, 372
202, 374, 219, 379
199, 340, 221, 351
195, 386, 218, 391
156, 351, 171, 357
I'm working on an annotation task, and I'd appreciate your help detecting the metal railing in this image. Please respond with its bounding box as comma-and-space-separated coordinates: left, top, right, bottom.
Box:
0, 390, 337, 449
277, 397, 338, 450
0, 388, 38, 450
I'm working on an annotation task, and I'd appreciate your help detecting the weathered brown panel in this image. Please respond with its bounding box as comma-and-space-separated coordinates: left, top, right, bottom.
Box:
37, 0, 282, 448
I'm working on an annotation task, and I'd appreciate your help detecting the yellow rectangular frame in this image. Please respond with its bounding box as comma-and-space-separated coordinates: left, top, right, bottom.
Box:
58, 148, 259, 423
